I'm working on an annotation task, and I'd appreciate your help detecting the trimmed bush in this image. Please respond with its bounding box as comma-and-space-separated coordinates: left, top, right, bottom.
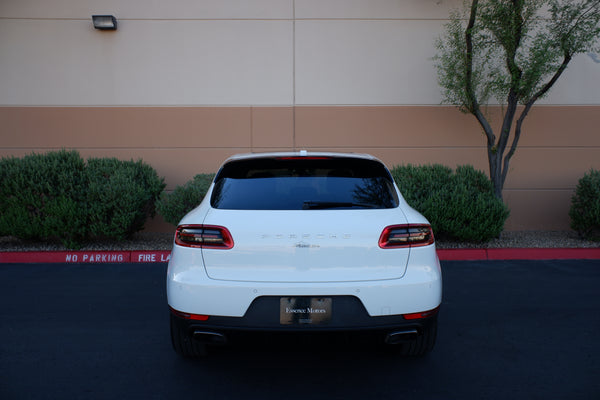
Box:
0, 150, 88, 247
158, 173, 215, 226
391, 164, 509, 242
570, 169, 600, 241
0, 150, 165, 248
86, 158, 166, 240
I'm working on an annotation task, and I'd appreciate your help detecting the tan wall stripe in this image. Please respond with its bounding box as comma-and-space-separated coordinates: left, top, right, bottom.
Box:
1, 105, 599, 232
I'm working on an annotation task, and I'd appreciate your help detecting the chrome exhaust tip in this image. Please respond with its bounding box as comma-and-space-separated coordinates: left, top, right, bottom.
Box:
385, 329, 419, 345
193, 330, 227, 345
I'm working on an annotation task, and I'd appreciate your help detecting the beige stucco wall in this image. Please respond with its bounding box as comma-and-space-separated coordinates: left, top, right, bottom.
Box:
1, 0, 599, 232
2, 105, 599, 231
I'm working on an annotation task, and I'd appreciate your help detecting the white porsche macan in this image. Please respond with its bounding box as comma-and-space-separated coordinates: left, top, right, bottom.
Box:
167, 151, 442, 356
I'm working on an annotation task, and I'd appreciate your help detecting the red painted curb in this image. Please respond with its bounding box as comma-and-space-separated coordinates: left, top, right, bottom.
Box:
437, 248, 600, 261
0, 250, 171, 264
1, 248, 599, 264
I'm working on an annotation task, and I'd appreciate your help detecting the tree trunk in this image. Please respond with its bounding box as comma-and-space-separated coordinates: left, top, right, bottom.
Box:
488, 148, 504, 200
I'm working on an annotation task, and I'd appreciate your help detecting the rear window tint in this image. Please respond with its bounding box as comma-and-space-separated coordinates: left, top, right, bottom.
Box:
211, 157, 399, 210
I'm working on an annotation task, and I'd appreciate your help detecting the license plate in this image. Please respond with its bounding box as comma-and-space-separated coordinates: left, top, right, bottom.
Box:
280, 297, 332, 325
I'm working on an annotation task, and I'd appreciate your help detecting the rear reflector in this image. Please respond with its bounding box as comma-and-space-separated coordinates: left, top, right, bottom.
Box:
379, 224, 434, 249
403, 307, 439, 320
170, 307, 210, 321
175, 225, 234, 249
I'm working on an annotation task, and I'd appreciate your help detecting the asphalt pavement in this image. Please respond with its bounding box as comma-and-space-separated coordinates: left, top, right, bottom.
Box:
1, 260, 599, 399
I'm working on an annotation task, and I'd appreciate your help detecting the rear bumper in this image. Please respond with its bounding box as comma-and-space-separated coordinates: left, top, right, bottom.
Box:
170, 297, 439, 345
167, 246, 442, 318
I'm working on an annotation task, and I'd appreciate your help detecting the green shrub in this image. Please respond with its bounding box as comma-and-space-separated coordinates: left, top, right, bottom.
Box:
391, 164, 509, 242
86, 158, 166, 240
158, 173, 215, 226
0, 150, 88, 247
0, 150, 165, 248
570, 169, 600, 241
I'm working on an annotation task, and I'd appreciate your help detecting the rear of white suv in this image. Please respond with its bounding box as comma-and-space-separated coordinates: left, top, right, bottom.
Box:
167, 152, 442, 356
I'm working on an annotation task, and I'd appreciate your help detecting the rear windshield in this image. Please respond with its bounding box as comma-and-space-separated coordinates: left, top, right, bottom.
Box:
211, 156, 399, 210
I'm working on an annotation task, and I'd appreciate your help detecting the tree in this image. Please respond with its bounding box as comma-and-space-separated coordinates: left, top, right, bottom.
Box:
435, 0, 600, 200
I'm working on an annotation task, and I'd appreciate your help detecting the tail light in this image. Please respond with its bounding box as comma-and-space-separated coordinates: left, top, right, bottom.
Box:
379, 224, 434, 249
175, 225, 234, 249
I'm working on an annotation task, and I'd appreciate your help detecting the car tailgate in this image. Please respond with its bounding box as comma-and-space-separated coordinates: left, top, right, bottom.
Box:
201, 209, 409, 283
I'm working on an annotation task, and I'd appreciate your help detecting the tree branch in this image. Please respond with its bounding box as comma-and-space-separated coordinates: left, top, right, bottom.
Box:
526, 54, 572, 106
564, 0, 600, 48
502, 53, 572, 186
464, 0, 479, 112
465, 0, 496, 147
496, 1, 524, 168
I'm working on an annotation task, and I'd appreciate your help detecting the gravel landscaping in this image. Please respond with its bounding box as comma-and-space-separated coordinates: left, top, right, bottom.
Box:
1, 230, 598, 252
436, 230, 599, 249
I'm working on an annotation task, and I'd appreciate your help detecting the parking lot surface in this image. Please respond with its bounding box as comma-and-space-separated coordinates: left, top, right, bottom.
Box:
1, 260, 599, 399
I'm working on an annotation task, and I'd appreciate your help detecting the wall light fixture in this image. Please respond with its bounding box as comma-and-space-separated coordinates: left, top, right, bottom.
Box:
92, 15, 117, 30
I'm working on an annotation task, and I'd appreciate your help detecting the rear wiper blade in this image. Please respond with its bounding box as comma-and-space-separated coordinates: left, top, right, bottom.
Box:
302, 201, 378, 210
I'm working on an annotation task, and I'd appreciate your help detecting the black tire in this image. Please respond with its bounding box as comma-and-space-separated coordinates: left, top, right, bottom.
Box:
398, 318, 438, 357
170, 314, 207, 358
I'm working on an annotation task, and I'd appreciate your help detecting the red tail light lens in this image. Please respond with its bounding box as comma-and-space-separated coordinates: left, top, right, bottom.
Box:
170, 307, 210, 321
379, 224, 434, 249
175, 225, 234, 249
403, 307, 439, 320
